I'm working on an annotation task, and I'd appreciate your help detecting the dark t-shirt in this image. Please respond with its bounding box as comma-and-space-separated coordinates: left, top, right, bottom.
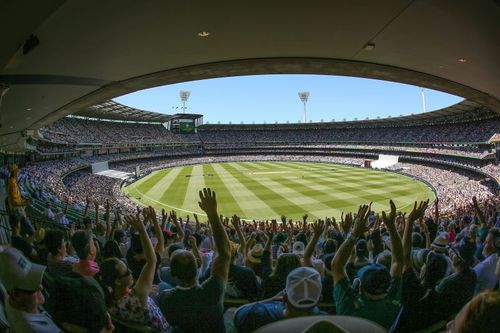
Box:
389, 268, 445, 333
436, 268, 476, 318
160, 275, 225, 333
227, 264, 260, 301
11, 235, 33, 258
234, 300, 326, 333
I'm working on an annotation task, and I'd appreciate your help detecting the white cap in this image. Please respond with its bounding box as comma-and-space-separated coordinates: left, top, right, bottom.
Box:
286, 267, 322, 309
0, 247, 45, 291
292, 241, 305, 256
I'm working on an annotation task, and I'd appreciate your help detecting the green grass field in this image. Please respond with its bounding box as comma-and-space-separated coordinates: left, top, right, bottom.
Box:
123, 161, 435, 220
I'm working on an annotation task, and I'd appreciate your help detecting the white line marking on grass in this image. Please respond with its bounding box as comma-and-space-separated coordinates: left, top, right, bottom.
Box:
131, 186, 207, 216
249, 171, 292, 175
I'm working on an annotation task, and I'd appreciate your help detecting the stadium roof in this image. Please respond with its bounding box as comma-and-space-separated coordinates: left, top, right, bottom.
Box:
75, 100, 171, 123
199, 99, 497, 129
1, 1, 499, 151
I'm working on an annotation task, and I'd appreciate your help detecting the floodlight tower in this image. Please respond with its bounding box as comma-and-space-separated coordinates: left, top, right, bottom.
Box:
419, 87, 427, 113
180, 90, 191, 113
298, 91, 309, 123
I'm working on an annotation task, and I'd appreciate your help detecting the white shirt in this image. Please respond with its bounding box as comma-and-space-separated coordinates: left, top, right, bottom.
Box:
473, 253, 498, 294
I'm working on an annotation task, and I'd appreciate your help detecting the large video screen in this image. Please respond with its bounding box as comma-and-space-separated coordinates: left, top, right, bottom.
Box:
179, 120, 195, 134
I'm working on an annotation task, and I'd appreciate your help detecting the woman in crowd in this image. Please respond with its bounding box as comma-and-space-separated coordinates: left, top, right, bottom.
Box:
99, 207, 169, 332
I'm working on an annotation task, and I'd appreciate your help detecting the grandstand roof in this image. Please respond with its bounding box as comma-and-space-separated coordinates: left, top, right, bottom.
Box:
1, 1, 499, 151
199, 100, 497, 129
75, 100, 171, 123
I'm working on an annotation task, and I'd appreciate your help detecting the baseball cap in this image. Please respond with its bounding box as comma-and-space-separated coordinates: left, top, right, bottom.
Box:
357, 264, 390, 296
0, 247, 45, 291
286, 267, 322, 309
292, 241, 305, 256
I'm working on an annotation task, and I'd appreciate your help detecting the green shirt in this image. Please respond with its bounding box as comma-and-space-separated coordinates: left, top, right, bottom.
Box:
334, 276, 401, 329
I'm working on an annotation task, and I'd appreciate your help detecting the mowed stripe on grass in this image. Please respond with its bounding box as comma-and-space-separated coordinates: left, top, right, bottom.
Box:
124, 161, 435, 220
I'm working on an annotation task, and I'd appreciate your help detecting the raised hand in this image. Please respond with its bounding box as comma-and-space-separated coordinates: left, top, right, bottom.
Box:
147, 206, 158, 224
341, 212, 354, 234
312, 220, 325, 235
198, 188, 218, 217
382, 200, 397, 227
352, 203, 372, 237
124, 214, 143, 231
408, 200, 429, 222
231, 214, 241, 229
161, 208, 168, 223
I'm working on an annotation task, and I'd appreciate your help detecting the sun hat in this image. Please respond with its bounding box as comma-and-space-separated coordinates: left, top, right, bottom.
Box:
431, 233, 449, 253
0, 247, 45, 291
286, 267, 322, 309
255, 315, 386, 333
292, 241, 305, 256
247, 243, 264, 264
357, 264, 390, 296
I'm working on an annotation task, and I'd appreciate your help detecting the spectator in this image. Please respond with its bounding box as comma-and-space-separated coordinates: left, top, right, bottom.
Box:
71, 230, 99, 277
160, 188, 231, 333
99, 208, 169, 332
446, 291, 500, 333
234, 267, 325, 333
9, 214, 37, 261
48, 272, 114, 333
45, 229, 78, 278
332, 201, 406, 329
0, 247, 63, 333
473, 227, 500, 294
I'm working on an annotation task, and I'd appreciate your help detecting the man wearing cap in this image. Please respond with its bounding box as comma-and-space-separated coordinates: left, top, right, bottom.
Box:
332, 202, 405, 329
233, 266, 326, 333
0, 247, 62, 333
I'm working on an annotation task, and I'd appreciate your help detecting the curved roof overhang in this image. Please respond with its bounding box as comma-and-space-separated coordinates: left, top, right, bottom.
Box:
1, 0, 499, 151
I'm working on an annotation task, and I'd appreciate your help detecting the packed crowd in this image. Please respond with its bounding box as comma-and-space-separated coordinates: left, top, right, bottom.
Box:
39, 117, 199, 145
2, 175, 500, 332
198, 116, 500, 144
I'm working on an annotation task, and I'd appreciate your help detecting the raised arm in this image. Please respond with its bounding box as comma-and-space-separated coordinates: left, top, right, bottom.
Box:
151, 208, 164, 254
332, 204, 371, 284
171, 210, 185, 243
231, 214, 246, 255
403, 201, 429, 270
472, 196, 486, 225
124, 208, 157, 305
198, 188, 231, 281
189, 235, 203, 267
304, 220, 325, 268
94, 200, 100, 226
105, 200, 112, 240
382, 200, 404, 277
83, 196, 90, 218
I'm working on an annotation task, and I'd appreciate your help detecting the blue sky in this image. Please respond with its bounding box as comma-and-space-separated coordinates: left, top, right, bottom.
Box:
114, 75, 463, 124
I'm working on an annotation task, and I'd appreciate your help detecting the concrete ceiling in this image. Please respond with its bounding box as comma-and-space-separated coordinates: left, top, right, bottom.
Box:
1, 0, 499, 151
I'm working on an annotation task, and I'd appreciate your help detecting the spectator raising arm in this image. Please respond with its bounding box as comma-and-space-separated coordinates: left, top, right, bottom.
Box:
332, 204, 371, 284
231, 214, 246, 255
304, 220, 325, 268
382, 200, 404, 277
124, 208, 157, 306
403, 201, 429, 270
150, 206, 164, 254
198, 188, 231, 281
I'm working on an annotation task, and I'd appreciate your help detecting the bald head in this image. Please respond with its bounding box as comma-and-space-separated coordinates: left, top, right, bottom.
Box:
170, 250, 197, 283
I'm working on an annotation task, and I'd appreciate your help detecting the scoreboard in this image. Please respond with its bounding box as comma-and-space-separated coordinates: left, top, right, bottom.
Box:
165, 113, 203, 134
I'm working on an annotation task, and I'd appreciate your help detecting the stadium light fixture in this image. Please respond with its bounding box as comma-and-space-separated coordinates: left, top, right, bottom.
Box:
180, 90, 191, 113
419, 87, 427, 113
298, 91, 309, 123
